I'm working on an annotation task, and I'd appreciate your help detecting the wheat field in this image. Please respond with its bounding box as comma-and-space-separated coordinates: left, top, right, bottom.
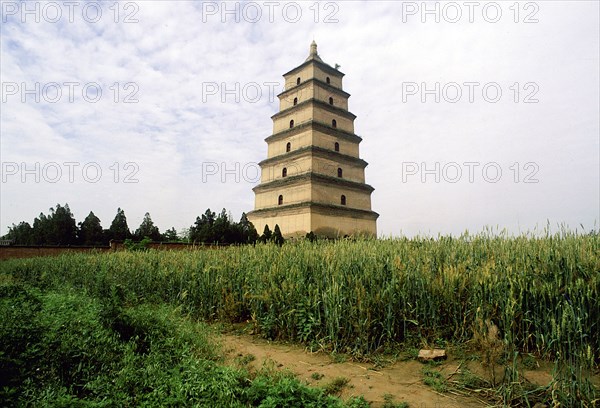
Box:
2, 231, 598, 405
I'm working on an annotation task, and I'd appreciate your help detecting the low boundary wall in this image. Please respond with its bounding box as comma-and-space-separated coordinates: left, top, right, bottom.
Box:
0, 241, 227, 260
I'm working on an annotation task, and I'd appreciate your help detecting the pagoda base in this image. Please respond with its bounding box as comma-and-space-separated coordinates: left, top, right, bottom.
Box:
247, 202, 378, 239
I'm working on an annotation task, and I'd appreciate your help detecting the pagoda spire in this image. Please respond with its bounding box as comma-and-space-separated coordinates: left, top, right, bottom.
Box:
305, 40, 323, 62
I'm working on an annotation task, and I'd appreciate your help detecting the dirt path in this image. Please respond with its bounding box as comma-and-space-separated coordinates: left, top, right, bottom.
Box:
219, 332, 489, 407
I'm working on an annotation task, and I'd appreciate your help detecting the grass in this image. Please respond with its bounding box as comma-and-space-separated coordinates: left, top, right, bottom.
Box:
422, 366, 448, 393
323, 376, 350, 396
331, 351, 348, 364
1, 231, 598, 406
383, 393, 410, 408
0, 282, 367, 407
521, 353, 539, 370
236, 353, 257, 366
457, 368, 491, 390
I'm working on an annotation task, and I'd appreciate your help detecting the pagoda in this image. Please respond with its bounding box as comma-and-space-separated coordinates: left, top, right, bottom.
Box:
247, 42, 378, 238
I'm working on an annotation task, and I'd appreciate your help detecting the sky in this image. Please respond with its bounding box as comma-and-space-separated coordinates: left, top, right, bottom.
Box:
1, 0, 598, 238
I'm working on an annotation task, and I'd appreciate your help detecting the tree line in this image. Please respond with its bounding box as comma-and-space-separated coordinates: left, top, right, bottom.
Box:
1, 203, 285, 246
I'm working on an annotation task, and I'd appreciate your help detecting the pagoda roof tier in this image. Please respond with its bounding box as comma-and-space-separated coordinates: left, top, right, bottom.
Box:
283, 56, 345, 79
252, 172, 375, 194
258, 146, 368, 168
248, 202, 379, 220
265, 121, 363, 144
277, 78, 351, 99
272, 98, 357, 121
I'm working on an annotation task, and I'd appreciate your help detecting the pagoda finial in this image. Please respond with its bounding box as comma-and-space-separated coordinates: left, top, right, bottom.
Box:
306, 40, 322, 62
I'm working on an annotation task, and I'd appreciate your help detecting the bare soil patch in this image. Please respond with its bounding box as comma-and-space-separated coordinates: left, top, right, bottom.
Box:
218, 332, 490, 407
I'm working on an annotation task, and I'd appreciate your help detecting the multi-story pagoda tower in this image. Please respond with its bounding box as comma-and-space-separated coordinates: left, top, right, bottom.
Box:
247, 42, 378, 238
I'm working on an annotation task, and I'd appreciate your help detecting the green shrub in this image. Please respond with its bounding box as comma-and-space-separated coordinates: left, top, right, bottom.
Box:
0, 281, 364, 407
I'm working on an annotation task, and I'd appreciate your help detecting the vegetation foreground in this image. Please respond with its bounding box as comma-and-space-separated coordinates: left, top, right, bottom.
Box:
1, 232, 598, 406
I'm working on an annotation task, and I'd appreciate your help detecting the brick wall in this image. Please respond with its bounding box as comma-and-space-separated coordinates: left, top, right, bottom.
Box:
0, 241, 229, 261
0, 245, 112, 260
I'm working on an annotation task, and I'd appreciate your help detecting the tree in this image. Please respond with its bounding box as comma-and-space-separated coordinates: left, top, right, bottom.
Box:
108, 208, 131, 241
179, 228, 191, 243
260, 225, 272, 243
47, 204, 78, 245
124, 237, 152, 251
31, 213, 51, 245
134, 212, 161, 241
272, 224, 285, 246
200, 208, 216, 226
163, 227, 179, 242
3, 222, 33, 245
189, 209, 259, 245
213, 208, 233, 244
30, 204, 78, 245
79, 211, 104, 245
238, 212, 258, 244
189, 208, 216, 243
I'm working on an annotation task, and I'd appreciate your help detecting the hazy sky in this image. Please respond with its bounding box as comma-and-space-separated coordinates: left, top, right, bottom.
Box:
1, 1, 598, 237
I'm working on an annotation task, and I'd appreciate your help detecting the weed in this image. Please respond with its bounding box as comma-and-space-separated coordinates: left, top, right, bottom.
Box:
332, 351, 347, 364
0, 282, 365, 407
456, 368, 490, 390
383, 393, 409, 408
521, 354, 539, 370
323, 376, 350, 395
422, 367, 448, 393
236, 353, 256, 366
